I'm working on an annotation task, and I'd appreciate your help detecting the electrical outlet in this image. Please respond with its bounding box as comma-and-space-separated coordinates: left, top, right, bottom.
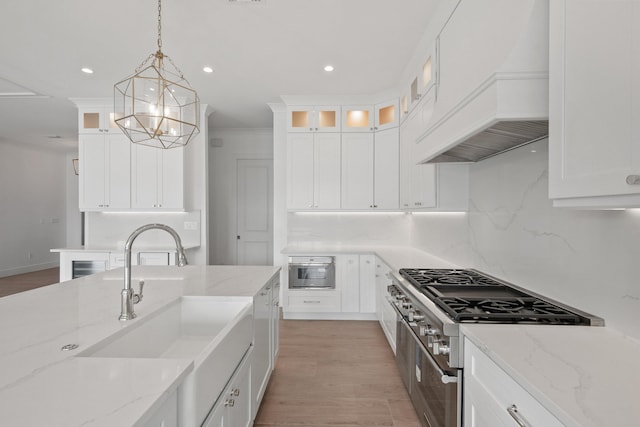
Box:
184, 221, 198, 230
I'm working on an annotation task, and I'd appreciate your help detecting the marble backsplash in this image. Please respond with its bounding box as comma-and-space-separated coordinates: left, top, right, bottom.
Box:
412, 139, 640, 339
85, 211, 202, 249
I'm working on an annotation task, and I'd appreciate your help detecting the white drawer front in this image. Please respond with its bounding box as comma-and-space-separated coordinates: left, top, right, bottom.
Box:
288, 294, 341, 312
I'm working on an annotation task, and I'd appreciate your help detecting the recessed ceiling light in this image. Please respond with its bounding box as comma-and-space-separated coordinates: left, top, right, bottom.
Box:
203, 66, 213, 73
81, 68, 93, 74
324, 65, 334, 72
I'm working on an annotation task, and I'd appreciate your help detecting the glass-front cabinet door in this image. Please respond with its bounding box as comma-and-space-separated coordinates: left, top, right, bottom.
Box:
78, 106, 119, 134
341, 105, 374, 132
287, 106, 341, 132
375, 99, 399, 131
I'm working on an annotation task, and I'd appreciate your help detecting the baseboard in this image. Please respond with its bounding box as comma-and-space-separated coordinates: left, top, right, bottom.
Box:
282, 312, 378, 321
0, 262, 59, 279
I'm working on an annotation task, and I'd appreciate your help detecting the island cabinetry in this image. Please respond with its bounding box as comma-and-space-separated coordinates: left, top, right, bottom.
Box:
549, 0, 640, 208
464, 338, 563, 427
251, 277, 280, 418
78, 133, 131, 211
287, 106, 341, 132
202, 348, 253, 427
341, 128, 399, 210
287, 132, 341, 210
131, 143, 184, 210
140, 390, 178, 427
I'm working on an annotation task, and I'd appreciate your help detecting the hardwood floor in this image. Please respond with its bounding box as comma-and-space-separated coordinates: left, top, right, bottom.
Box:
255, 320, 420, 427
0, 268, 59, 298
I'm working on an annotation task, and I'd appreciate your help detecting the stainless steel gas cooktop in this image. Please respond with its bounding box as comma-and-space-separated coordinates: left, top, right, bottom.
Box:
399, 268, 602, 325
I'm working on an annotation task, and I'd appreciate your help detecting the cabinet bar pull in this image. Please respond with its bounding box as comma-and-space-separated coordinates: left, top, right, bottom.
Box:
303, 300, 321, 303
506, 404, 530, 427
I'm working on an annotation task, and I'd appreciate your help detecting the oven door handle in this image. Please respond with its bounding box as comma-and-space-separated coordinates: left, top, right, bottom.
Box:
401, 319, 458, 384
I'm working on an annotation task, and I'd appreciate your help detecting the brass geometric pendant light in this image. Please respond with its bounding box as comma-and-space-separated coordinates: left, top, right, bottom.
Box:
114, 0, 200, 149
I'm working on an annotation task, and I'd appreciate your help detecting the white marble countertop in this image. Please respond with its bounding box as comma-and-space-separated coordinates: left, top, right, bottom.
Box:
283, 242, 639, 426
0, 265, 280, 426
462, 324, 640, 427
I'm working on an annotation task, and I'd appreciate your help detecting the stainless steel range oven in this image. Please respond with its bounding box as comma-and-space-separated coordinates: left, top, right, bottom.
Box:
389, 268, 604, 427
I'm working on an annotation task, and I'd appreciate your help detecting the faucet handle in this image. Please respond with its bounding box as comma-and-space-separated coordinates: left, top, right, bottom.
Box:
132, 280, 144, 304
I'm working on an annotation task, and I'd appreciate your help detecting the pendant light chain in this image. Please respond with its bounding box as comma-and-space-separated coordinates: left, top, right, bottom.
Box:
157, 0, 162, 52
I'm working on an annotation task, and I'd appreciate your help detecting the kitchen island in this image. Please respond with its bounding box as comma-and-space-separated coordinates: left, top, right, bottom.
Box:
0, 265, 280, 426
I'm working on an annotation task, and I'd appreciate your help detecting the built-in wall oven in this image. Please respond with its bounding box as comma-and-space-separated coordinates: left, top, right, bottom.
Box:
388, 268, 604, 427
288, 256, 335, 289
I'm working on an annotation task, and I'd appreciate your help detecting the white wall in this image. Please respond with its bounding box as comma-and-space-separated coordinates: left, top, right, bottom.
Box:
0, 143, 67, 277
411, 139, 640, 340
209, 128, 274, 265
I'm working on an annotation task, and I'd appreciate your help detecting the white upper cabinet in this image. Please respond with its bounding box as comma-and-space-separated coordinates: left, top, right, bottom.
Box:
131, 144, 184, 210
287, 106, 341, 132
374, 100, 399, 132
341, 129, 399, 210
399, 89, 469, 211
341, 105, 375, 132
549, 0, 640, 208
287, 133, 341, 210
341, 133, 375, 208
79, 133, 130, 211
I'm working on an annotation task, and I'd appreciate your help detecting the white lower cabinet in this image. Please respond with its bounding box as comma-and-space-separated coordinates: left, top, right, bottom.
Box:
359, 255, 376, 314
375, 259, 396, 353
338, 254, 376, 314
464, 338, 563, 427
283, 254, 377, 319
287, 291, 341, 312
202, 348, 252, 427
141, 390, 178, 427
252, 281, 272, 417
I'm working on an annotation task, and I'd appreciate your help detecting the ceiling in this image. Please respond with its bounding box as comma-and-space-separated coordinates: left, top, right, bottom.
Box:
0, 0, 442, 152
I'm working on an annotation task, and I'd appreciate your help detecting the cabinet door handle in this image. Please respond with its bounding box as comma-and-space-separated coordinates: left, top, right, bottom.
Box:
303, 300, 321, 304
506, 404, 530, 427
626, 175, 640, 185
224, 398, 235, 407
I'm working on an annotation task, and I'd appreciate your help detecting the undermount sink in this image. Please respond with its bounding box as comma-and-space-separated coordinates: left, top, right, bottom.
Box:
78, 296, 254, 427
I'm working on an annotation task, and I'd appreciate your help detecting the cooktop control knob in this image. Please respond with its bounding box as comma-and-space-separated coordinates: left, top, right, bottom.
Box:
411, 311, 425, 321
433, 342, 450, 356
419, 325, 437, 336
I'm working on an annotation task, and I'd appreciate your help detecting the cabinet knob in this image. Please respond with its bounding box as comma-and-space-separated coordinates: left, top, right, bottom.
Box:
309, 127, 313, 131
373, 205, 378, 208
626, 175, 640, 185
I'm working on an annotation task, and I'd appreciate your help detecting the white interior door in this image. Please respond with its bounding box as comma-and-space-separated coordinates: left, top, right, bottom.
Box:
237, 159, 273, 265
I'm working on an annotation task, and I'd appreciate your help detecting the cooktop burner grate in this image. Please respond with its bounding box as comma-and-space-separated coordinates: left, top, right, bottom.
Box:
398, 268, 592, 325
434, 296, 586, 324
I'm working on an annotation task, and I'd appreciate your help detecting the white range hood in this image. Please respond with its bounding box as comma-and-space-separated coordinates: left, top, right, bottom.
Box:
416, 0, 550, 164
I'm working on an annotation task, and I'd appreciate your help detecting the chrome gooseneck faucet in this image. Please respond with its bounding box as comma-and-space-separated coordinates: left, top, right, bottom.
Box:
119, 223, 188, 321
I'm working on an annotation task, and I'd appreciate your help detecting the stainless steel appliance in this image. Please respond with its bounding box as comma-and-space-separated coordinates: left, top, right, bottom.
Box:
388, 268, 603, 427
288, 256, 335, 289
